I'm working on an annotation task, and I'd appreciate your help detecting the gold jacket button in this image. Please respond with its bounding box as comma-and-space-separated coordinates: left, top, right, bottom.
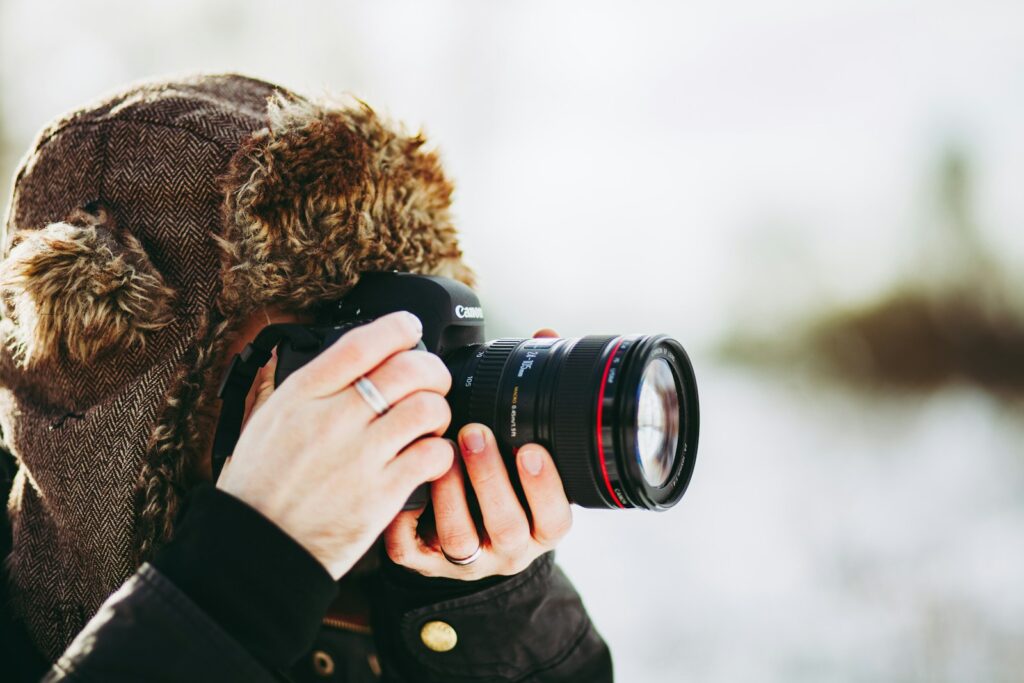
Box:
420, 620, 458, 652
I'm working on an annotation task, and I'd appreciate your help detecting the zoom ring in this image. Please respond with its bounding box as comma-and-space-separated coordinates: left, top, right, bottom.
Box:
552, 335, 619, 508
465, 339, 521, 430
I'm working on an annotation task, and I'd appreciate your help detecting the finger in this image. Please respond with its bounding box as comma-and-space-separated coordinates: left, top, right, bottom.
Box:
516, 444, 573, 547
383, 508, 491, 579
532, 328, 559, 338
383, 509, 435, 571
216, 454, 234, 483
431, 452, 481, 561
386, 436, 456, 499
290, 311, 423, 398
369, 391, 451, 455
459, 425, 531, 558
347, 350, 450, 422
242, 347, 278, 430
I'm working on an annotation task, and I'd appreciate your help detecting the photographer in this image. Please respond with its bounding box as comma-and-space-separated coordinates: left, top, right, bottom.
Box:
0, 74, 612, 682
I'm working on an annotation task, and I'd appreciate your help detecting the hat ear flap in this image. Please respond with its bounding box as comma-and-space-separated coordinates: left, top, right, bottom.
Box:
0, 207, 177, 367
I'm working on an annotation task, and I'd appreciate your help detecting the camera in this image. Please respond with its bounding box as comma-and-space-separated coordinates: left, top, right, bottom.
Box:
214, 272, 699, 511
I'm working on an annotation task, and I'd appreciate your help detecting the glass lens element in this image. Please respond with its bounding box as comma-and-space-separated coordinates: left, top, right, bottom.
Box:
635, 358, 680, 487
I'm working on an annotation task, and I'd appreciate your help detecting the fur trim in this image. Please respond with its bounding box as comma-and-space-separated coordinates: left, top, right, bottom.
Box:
0, 206, 176, 367
215, 92, 475, 319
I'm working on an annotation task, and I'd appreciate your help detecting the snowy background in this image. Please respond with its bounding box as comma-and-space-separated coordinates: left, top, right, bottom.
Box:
2, 2, 1023, 681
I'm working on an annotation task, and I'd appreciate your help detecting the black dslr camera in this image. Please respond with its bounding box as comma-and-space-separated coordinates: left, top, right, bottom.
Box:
214, 272, 699, 511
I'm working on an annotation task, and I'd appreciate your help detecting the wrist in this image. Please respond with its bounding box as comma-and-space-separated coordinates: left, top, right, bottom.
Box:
153, 482, 339, 667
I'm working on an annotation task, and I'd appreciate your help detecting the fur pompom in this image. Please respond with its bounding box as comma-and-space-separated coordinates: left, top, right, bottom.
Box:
0, 206, 176, 366
216, 92, 475, 317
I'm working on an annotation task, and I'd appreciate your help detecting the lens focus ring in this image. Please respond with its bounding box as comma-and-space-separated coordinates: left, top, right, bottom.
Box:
552, 335, 620, 508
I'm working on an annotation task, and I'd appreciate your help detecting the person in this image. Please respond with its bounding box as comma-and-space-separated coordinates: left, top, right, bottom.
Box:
0, 73, 613, 681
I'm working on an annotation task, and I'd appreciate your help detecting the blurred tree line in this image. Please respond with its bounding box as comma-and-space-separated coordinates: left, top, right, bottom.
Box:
722, 146, 1024, 399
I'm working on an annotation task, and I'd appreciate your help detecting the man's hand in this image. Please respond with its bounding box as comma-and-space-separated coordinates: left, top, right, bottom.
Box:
382, 329, 574, 580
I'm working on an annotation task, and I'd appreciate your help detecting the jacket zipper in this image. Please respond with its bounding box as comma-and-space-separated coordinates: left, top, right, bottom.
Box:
321, 615, 373, 635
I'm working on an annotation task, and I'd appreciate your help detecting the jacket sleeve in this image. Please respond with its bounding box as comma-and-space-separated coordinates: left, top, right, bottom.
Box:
369, 550, 614, 682
42, 564, 281, 683
42, 484, 339, 683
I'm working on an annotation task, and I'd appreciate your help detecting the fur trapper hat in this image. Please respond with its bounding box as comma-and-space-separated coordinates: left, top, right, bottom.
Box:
0, 73, 474, 658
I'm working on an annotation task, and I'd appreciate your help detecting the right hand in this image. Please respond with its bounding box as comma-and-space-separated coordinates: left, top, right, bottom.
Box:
215, 311, 455, 579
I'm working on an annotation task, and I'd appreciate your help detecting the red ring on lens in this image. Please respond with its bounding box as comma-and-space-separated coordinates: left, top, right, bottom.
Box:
596, 338, 626, 508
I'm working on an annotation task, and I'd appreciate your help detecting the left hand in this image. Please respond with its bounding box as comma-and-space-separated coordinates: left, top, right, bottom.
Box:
383, 328, 573, 580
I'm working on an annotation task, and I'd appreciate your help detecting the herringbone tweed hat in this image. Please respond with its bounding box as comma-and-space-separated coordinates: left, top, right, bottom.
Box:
0, 72, 474, 659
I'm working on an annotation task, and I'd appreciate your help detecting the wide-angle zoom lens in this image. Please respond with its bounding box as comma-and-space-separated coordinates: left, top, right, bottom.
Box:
445, 334, 699, 511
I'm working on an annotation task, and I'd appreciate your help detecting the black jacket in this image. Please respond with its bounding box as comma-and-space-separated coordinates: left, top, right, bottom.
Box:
1, 453, 613, 682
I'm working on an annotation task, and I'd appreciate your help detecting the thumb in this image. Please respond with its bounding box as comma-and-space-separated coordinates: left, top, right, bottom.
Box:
383, 508, 431, 566
242, 347, 278, 429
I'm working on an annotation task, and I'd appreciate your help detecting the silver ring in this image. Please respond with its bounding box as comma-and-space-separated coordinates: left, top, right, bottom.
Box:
441, 544, 482, 566
353, 376, 390, 416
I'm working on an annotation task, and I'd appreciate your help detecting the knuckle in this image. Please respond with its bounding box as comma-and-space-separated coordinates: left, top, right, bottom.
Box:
391, 462, 425, 490
404, 390, 432, 413
339, 339, 369, 370
432, 502, 466, 525
397, 392, 430, 425
435, 435, 457, 459
432, 394, 452, 426
490, 519, 530, 553
426, 353, 453, 392
388, 349, 422, 376
420, 439, 454, 475
471, 466, 506, 491
393, 350, 421, 376
395, 441, 448, 485
380, 311, 418, 344
537, 514, 573, 545
498, 556, 531, 576
372, 353, 410, 391
417, 564, 451, 579
413, 392, 450, 429
391, 392, 425, 426
553, 512, 574, 537
383, 538, 409, 567
439, 529, 478, 554
433, 495, 461, 519
388, 351, 451, 394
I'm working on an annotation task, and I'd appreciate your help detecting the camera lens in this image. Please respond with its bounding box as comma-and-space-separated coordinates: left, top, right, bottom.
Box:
444, 334, 699, 511
636, 357, 679, 488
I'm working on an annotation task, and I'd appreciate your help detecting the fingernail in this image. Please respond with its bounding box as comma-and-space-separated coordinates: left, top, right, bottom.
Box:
463, 427, 486, 454
521, 447, 543, 476
403, 311, 423, 336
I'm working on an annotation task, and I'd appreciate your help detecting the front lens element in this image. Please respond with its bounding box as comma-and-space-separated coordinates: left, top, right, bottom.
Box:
635, 357, 679, 487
